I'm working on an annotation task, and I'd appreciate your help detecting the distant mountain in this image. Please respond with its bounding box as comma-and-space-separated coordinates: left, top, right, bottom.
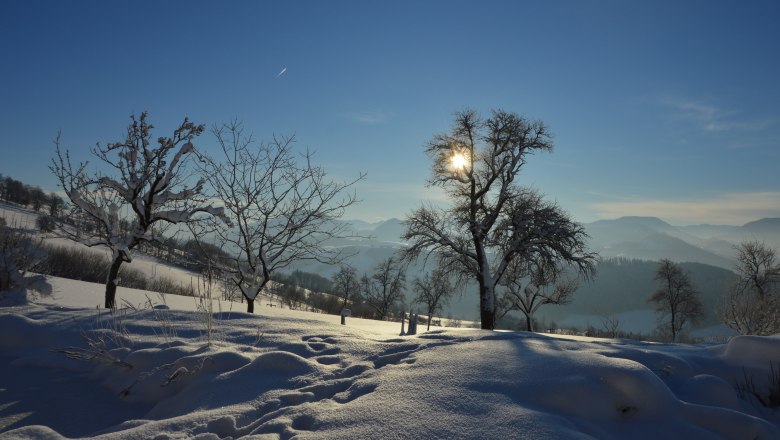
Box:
338, 215, 780, 267
699, 238, 739, 260
679, 218, 780, 249
742, 218, 780, 234
584, 217, 734, 269
586, 217, 669, 245
738, 219, 780, 252
583, 216, 780, 270
342, 219, 384, 232
370, 218, 405, 243
590, 216, 675, 232
605, 233, 733, 270
328, 218, 406, 244
290, 244, 402, 277
679, 223, 740, 238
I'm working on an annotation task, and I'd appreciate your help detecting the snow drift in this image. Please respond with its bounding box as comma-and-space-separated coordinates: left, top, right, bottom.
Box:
0, 276, 779, 439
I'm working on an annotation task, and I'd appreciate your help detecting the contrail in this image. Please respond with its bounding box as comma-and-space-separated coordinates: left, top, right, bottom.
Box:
276, 67, 287, 78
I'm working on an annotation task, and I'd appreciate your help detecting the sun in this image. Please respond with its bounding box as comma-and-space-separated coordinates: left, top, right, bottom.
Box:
450, 152, 467, 171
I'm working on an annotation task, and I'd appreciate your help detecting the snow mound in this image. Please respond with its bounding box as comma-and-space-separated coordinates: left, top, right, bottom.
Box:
0, 313, 49, 351
724, 335, 780, 365
233, 350, 323, 377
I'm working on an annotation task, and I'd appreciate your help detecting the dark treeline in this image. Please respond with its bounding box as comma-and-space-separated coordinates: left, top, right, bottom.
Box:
136, 238, 234, 273
0, 174, 64, 216
276, 270, 334, 294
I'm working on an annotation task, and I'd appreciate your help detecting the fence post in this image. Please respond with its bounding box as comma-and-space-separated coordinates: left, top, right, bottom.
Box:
340, 308, 351, 325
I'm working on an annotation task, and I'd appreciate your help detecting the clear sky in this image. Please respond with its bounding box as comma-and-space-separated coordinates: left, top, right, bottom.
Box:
1, 0, 778, 225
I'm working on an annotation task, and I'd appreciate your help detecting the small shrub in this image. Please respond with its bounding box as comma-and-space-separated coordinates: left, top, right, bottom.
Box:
445, 315, 462, 328
35, 245, 107, 281
220, 273, 242, 302
36, 215, 55, 233
52, 307, 134, 369
280, 283, 305, 310
144, 293, 178, 343
148, 276, 194, 297
119, 267, 151, 290
736, 363, 780, 409
193, 275, 222, 346
308, 291, 341, 314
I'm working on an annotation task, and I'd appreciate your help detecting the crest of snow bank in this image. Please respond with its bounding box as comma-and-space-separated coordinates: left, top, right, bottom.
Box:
0, 313, 49, 351
724, 335, 780, 365
299, 331, 779, 439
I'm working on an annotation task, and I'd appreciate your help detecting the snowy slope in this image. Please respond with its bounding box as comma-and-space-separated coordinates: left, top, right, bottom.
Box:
1, 276, 779, 439
1, 204, 204, 292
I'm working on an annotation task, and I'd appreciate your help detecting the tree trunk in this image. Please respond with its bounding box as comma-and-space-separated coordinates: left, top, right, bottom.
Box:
479, 282, 496, 330
525, 314, 533, 332
245, 280, 269, 314
104, 255, 124, 309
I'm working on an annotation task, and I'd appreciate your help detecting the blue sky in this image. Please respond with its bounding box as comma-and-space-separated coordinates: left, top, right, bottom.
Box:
1, 0, 778, 225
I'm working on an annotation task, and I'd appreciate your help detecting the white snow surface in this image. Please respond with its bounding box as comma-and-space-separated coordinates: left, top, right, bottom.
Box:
1, 275, 779, 439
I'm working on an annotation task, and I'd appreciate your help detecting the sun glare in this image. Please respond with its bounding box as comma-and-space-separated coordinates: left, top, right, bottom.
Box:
450, 153, 467, 171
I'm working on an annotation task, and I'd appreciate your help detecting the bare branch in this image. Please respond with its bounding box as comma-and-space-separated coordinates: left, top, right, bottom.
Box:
648, 259, 704, 342
719, 241, 780, 335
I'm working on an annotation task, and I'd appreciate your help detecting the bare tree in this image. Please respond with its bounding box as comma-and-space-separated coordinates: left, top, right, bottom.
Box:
280, 283, 306, 310
648, 259, 703, 342
720, 241, 780, 335
361, 256, 406, 320
48, 192, 63, 217
599, 314, 623, 338
413, 268, 455, 331
50, 113, 225, 308
332, 265, 360, 309
403, 111, 597, 330
29, 187, 46, 212
498, 258, 579, 332
197, 121, 364, 313
733, 241, 779, 300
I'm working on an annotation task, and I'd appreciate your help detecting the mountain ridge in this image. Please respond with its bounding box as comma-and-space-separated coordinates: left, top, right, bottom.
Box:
335, 215, 780, 269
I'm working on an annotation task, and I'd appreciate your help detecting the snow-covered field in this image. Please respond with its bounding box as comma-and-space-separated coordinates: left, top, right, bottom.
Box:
1, 274, 779, 439
2, 204, 780, 438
